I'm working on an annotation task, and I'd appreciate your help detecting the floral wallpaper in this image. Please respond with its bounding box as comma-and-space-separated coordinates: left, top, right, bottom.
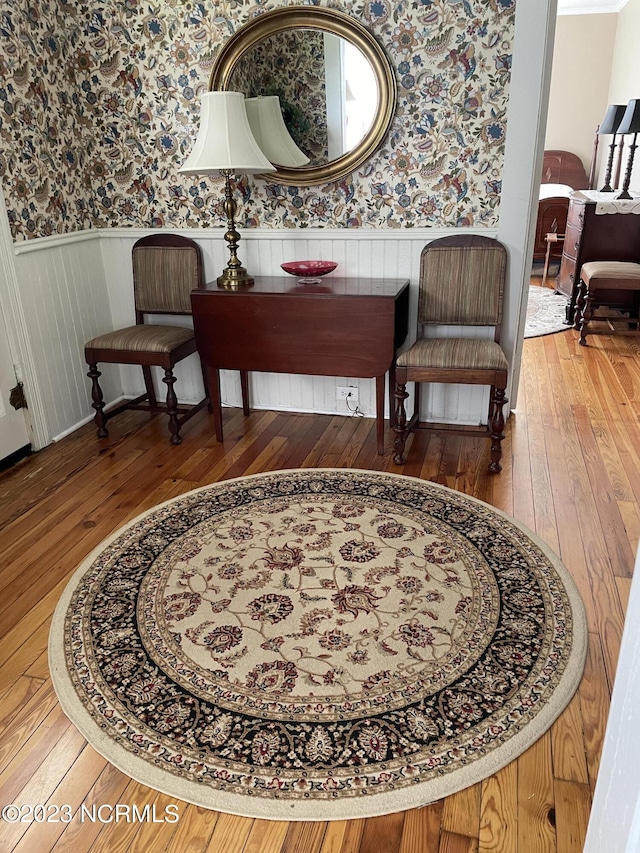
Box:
0, 0, 514, 241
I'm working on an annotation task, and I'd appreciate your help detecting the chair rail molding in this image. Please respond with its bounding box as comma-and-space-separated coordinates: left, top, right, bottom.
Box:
12, 225, 467, 254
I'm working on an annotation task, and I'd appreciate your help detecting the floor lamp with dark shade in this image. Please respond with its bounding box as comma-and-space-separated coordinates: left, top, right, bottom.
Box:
617, 99, 640, 200
179, 91, 276, 289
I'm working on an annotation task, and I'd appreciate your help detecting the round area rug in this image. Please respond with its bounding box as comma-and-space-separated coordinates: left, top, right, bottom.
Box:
49, 469, 587, 821
525, 285, 570, 338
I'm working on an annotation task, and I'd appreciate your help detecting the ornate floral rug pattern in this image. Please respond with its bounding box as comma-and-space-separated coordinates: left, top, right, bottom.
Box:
49, 469, 587, 820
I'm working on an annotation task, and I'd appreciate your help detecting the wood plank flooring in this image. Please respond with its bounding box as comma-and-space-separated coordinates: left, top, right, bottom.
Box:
1, 304, 637, 851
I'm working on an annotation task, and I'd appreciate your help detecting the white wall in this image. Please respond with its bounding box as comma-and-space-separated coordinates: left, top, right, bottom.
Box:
606, 0, 640, 193
584, 542, 640, 853
545, 12, 618, 178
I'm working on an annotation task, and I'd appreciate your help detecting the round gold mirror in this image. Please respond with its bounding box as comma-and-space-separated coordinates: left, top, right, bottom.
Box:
209, 6, 397, 186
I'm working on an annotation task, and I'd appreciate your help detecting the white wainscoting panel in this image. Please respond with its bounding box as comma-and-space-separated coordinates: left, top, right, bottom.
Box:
13, 234, 118, 442
13, 226, 513, 444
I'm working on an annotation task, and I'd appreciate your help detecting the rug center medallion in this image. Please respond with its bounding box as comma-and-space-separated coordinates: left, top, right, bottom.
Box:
139, 496, 499, 720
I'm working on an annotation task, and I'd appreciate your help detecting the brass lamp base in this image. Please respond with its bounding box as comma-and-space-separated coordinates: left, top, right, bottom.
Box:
216, 170, 255, 289
217, 267, 255, 289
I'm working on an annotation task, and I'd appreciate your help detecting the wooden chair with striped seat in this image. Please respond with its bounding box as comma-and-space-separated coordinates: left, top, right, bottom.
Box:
85, 233, 249, 445
392, 235, 509, 473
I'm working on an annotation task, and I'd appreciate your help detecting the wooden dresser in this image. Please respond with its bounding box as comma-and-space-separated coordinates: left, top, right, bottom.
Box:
557, 193, 640, 323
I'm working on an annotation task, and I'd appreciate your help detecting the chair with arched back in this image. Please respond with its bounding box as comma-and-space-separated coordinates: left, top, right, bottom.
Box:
84, 233, 249, 444
392, 235, 509, 473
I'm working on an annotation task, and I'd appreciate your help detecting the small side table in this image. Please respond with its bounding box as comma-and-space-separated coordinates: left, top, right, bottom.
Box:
541, 232, 564, 288
190, 276, 410, 454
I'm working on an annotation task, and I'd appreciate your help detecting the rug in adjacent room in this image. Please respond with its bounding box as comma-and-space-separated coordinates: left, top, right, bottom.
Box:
525, 285, 570, 338
49, 469, 587, 821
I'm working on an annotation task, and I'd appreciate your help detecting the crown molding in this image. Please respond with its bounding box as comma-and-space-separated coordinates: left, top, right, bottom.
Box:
558, 0, 629, 14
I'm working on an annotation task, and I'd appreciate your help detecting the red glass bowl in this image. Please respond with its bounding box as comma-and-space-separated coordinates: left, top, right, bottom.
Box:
281, 260, 338, 283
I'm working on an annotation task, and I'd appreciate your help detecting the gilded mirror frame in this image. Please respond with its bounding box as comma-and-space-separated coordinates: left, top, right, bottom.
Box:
209, 6, 397, 186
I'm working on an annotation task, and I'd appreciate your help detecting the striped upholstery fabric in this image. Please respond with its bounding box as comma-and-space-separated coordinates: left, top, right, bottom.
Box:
394, 236, 509, 473
397, 337, 508, 371
85, 324, 194, 353
582, 261, 640, 280
418, 239, 507, 325
133, 246, 199, 313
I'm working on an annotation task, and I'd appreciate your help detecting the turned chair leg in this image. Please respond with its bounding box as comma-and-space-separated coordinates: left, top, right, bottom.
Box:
578, 290, 594, 346
163, 369, 181, 445
87, 363, 108, 438
573, 279, 586, 331
488, 386, 508, 473
393, 382, 410, 464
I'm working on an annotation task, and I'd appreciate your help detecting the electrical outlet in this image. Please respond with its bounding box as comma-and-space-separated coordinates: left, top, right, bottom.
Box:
337, 385, 358, 402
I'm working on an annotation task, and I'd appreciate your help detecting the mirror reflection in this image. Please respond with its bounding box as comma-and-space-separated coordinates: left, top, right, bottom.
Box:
229, 31, 377, 167
210, 6, 396, 186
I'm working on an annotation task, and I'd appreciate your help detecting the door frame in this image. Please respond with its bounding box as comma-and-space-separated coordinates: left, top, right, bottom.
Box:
0, 185, 50, 451
499, 0, 559, 409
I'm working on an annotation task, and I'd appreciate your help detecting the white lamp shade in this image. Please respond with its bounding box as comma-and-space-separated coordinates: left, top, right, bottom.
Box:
179, 91, 276, 175
245, 96, 310, 168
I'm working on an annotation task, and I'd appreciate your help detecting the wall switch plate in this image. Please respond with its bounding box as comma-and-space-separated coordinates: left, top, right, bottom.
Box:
337, 385, 358, 402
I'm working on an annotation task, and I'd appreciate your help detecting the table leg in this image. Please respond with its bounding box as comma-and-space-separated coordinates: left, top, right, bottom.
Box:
206, 365, 224, 442
541, 237, 552, 289
240, 370, 250, 416
388, 359, 397, 429
376, 375, 385, 455
542, 232, 563, 289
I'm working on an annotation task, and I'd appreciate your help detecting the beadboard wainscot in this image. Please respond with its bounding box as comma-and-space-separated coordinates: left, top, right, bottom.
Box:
11, 231, 121, 447
12, 225, 523, 449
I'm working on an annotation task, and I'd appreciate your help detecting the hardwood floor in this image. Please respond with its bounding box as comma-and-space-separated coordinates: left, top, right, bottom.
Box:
1, 315, 637, 852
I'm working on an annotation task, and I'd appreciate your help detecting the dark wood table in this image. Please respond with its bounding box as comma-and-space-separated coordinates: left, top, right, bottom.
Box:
191, 276, 410, 454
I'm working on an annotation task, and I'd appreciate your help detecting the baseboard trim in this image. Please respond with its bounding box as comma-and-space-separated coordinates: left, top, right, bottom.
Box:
0, 443, 32, 472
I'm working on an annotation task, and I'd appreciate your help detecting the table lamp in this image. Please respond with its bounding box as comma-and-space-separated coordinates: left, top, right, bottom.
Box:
617, 99, 640, 200
179, 91, 276, 289
597, 104, 627, 192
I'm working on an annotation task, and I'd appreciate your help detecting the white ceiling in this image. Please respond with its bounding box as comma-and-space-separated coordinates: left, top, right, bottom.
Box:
558, 0, 628, 13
